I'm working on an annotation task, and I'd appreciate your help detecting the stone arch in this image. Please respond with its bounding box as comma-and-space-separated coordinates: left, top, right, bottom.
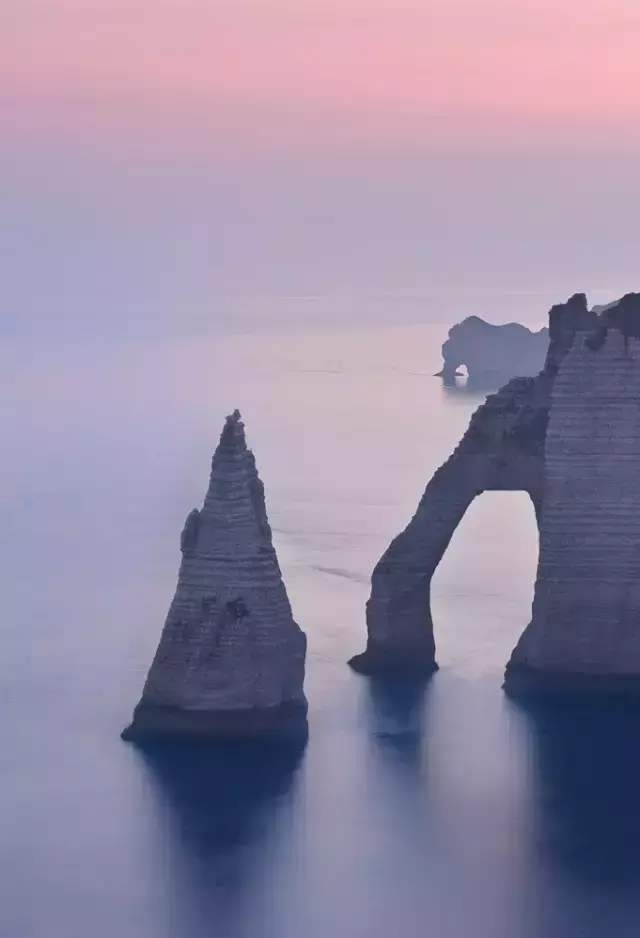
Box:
349, 377, 545, 676
348, 293, 601, 680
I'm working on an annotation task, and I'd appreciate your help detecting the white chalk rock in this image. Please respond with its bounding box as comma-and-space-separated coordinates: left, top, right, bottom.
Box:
508, 299, 640, 691
123, 411, 308, 741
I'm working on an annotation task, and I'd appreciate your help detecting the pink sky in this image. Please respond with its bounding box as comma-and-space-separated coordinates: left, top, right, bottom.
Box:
2, 1, 640, 337
2, 0, 640, 151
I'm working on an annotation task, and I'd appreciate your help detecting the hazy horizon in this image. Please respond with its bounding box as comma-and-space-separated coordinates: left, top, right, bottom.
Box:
2, 1, 639, 339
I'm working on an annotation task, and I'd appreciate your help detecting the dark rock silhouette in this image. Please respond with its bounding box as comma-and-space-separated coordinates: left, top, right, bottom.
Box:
436, 316, 549, 387
123, 411, 308, 742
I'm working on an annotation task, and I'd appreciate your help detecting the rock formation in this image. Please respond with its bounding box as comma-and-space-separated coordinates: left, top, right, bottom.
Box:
437, 316, 549, 388
591, 300, 622, 315
506, 294, 640, 691
350, 293, 598, 678
122, 410, 308, 742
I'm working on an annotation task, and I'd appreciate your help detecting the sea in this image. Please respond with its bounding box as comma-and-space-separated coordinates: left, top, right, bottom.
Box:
3, 303, 640, 938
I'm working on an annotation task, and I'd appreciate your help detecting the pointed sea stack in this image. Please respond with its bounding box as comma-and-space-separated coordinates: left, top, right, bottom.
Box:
122, 411, 308, 742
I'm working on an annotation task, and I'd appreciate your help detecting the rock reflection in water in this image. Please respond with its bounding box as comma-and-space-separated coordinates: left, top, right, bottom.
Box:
520, 697, 640, 887
366, 676, 430, 743
137, 740, 306, 938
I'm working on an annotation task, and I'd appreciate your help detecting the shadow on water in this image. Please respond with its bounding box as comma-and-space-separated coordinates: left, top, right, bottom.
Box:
364, 676, 433, 773
135, 739, 306, 936
138, 739, 305, 853
517, 696, 640, 888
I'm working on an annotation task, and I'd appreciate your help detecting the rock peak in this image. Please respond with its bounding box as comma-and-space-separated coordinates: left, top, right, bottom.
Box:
122, 411, 308, 743
602, 291, 640, 338
545, 292, 597, 371
585, 292, 640, 351
220, 409, 246, 447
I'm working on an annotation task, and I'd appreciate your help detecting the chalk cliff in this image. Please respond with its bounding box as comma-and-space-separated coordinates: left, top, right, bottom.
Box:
122, 411, 308, 741
506, 294, 640, 691
437, 316, 549, 387
350, 294, 597, 677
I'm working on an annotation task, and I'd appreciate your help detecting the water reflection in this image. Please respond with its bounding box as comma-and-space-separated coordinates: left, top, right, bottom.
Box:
366, 676, 430, 747
355, 677, 451, 934
363, 676, 433, 832
137, 740, 306, 938
519, 697, 640, 887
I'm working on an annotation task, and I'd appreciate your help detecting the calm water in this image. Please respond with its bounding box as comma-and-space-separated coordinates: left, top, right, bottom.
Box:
3, 318, 640, 938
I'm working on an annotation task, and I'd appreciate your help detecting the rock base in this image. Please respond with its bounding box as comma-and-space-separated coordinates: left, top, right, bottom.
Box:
504, 662, 640, 697
121, 699, 309, 743
348, 643, 439, 679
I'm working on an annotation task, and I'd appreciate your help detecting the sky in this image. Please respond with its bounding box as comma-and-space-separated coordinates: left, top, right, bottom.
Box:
2, 0, 640, 339
3, 0, 640, 149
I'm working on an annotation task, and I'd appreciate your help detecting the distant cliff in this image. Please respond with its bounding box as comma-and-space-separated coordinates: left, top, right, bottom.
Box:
437, 316, 549, 387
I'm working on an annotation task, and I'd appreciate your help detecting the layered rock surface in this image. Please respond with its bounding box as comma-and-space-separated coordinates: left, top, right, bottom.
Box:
506, 294, 640, 691
437, 316, 549, 387
349, 375, 546, 676
123, 411, 308, 741
350, 294, 597, 677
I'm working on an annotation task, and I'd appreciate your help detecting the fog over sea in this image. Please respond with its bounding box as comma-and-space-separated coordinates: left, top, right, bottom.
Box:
4, 295, 640, 938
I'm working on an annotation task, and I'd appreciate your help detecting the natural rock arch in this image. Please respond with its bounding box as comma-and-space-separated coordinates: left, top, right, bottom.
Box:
349, 293, 598, 678
348, 377, 545, 675
437, 316, 549, 385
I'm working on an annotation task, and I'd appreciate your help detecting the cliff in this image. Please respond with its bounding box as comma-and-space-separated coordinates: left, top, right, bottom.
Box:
122, 411, 308, 741
506, 294, 640, 691
437, 316, 549, 387
350, 294, 598, 678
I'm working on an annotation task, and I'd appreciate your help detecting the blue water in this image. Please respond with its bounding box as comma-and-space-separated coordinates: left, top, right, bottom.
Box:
3, 319, 640, 938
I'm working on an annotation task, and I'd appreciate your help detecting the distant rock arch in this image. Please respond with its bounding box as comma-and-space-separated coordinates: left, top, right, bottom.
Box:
437, 316, 549, 386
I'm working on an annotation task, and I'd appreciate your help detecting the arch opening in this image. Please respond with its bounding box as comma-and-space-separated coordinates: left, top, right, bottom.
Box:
431, 491, 539, 675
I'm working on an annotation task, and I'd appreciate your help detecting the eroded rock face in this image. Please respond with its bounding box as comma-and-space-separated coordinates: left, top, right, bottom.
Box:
437, 316, 549, 387
350, 294, 597, 678
349, 375, 546, 676
123, 411, 308, 742
506, 294, 640, 692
